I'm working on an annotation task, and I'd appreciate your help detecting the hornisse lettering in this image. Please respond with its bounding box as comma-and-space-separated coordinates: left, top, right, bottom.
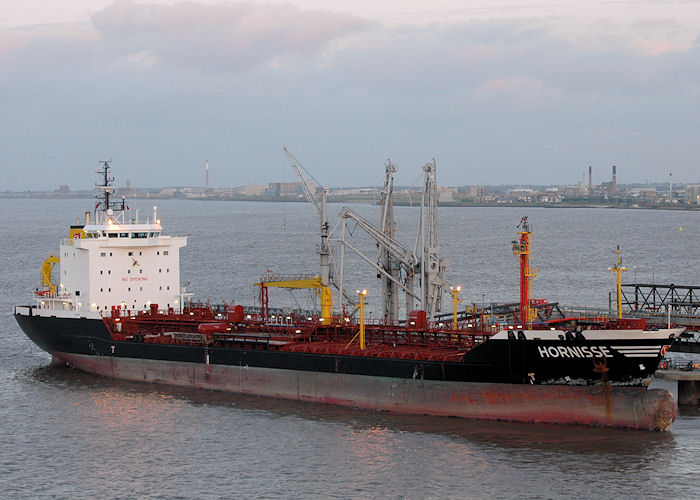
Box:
537, 345, 612, 358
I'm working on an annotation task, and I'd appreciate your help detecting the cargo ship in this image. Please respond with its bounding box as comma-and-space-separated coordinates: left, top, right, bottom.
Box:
14, 161, 683, 431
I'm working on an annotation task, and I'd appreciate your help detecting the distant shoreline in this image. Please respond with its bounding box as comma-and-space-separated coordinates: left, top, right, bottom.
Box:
2, 192, 698, 210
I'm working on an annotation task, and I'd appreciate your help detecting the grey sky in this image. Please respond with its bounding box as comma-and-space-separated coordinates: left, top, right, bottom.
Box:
1, 1, 698, 190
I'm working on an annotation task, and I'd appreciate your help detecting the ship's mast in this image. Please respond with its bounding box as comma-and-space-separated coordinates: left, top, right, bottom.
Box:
608, 246, 628, 319
93, 161, 130, 224
320, 188, 330, 286
95, 160, 115, 217
512, 217, 537, 326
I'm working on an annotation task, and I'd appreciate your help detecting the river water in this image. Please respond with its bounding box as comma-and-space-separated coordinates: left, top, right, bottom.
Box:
2, 198, 699, 498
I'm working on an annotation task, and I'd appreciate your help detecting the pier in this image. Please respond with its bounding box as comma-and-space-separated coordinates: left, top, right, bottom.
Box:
654, 369, 700, 405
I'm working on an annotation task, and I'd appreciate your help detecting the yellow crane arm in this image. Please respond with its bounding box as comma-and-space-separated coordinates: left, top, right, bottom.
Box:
258, 277, 324, 289
256, 276, 333, 321
40, 255, 60, 294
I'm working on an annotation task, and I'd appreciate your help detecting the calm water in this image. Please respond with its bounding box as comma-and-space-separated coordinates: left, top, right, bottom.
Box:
2, 198, 699, 498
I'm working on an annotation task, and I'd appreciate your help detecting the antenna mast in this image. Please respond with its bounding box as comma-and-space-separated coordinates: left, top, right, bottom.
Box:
95, 160, 115, 217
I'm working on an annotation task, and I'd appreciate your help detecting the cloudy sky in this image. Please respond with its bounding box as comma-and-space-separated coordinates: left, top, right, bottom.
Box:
1, 0, 698, 190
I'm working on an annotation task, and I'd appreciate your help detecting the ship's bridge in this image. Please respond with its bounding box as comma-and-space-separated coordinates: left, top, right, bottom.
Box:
78, 222, 163, 242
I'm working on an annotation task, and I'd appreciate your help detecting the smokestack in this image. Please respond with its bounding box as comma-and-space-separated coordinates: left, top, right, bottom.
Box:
588, 166, 592, 193
670, 172, 673, 199
205, 159, 209, 190
612, 165, 617, 193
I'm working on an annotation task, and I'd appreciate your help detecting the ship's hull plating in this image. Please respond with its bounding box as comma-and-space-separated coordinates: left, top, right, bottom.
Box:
15, 310, 678, 430
51, 350, 676, 431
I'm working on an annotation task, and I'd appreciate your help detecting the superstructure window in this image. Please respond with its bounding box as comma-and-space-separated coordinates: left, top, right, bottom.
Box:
120, 233, 128, 238
108, 233, 117, 238
163, 251, 169, 256
128, 252, 133, 256
100, 252, 106, 257
131, 232, 148, 238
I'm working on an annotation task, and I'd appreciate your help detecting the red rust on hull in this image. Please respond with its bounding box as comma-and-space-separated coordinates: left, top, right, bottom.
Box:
51, 351, 677, 431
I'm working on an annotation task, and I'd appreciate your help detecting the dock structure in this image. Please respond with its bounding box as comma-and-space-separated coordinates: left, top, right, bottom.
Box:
654, 370, 700, 405
621, 284, 700, 316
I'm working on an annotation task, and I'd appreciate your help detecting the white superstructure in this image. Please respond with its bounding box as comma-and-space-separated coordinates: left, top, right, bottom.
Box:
36, 162, 187, 317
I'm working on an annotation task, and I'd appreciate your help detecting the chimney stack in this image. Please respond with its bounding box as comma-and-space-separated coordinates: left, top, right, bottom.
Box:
612, 165, 617, 193
588, 166, 592, 193
205, 159, 209, 191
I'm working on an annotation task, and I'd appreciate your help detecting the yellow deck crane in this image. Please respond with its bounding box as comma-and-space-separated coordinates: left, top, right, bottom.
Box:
256, 274, 333, 323
37, 255, 60, 296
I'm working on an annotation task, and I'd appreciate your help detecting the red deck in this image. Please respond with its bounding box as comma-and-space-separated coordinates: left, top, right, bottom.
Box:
103, 304, 494, 362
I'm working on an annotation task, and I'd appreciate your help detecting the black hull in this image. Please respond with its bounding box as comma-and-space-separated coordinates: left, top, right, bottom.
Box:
15, 310, 670, 387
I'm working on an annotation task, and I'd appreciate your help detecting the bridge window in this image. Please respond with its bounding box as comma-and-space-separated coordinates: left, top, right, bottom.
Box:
120, 232, 128, 238
108, 233, 118, 238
